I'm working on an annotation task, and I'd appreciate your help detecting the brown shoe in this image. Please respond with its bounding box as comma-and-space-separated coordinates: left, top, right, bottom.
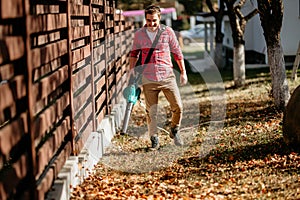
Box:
170, 126, 179, 139
149, 135, 160, 150
171, 127, 183, 146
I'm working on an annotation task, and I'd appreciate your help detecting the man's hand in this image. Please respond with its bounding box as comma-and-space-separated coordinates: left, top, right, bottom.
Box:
127, 69, 137, 85
175, 59, 187, 86
180, 71, 188, 85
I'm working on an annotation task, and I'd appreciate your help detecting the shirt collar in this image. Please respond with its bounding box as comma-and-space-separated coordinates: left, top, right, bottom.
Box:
143, 24, 163, 32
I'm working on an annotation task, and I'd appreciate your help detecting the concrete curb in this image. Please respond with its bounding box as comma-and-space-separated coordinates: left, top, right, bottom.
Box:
45, 99, 126, 200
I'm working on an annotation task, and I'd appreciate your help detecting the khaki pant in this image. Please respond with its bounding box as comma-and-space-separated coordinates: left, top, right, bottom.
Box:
142, 74, 183, 136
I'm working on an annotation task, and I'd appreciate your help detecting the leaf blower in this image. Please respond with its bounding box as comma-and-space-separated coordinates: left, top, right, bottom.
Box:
121, 73, 142, 134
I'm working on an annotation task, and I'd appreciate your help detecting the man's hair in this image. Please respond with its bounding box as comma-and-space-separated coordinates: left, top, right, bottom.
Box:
144, 5, 161, 18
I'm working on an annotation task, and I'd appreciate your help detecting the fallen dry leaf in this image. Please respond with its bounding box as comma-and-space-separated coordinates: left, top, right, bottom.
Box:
70, 69, 300, 199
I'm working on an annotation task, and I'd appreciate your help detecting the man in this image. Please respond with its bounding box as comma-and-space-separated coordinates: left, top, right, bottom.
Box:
129, 5, 188, 150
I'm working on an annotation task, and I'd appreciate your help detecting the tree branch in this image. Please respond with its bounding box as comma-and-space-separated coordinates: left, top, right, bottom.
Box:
206, 0, 216, 15
236, 0, 247, 10
257, 0, 271, 16
244, 9, 259, 21
234, 6, 244, 19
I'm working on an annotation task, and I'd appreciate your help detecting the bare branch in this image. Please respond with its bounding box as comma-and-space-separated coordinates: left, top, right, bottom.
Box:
236, 0, 247, 10
206, 0, 216, 14
225, 0, 236, 6
234, 6, 244, 19
244, 9, 258, 22
257, 0, 271, 15
220, 0, 225, 10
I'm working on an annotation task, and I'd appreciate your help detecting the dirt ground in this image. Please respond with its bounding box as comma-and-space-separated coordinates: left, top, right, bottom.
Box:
71, 68, 300, 199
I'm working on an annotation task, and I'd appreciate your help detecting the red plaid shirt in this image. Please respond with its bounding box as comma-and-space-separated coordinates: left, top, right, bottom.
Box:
130, 25, 184, 81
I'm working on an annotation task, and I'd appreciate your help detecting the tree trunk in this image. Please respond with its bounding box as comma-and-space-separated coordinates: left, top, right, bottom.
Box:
224, 0, 251, 87
206, 0, 225, 69
267, 43, 290, 109
257, 0, 289, 109
214, 42, 224, 69
233, 44, 245, 87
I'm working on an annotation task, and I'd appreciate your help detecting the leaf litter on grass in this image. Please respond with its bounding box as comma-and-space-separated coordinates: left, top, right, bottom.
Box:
71, 73, 300, 199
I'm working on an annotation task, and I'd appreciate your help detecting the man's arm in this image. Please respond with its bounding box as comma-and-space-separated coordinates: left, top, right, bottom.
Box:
176, 59, 188, 85
167, 28, 187, 85
128, 56, 139, 80
129, 56, 138, 70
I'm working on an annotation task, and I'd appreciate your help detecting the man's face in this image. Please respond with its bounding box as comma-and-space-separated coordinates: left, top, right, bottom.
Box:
145, 13, 160, 32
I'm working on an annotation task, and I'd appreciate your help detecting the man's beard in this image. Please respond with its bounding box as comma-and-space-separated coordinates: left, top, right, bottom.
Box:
147, 25, 158, 32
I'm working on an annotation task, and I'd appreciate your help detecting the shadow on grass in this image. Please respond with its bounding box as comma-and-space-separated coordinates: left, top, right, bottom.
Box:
176, 60, 300, 170
198, 99, 281, 128
178, 137, 296, 168
224, 101, 281, 125
187, 66, 272, 86
180, 100, 298, 169
193, 78, 272, 95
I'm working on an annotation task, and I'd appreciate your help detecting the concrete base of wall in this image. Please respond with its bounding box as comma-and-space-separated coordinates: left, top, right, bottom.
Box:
45, 99, 126, 200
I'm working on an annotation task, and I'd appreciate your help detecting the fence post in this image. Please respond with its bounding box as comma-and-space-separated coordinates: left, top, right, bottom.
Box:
104, 0, 109, 115
67, 0, 77, 155
90, 0, 96, 131
23, 0, 37, 198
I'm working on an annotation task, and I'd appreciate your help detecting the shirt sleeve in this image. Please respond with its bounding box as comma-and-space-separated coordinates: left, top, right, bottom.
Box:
130, 32, 141, 58
167, 27, 184, 61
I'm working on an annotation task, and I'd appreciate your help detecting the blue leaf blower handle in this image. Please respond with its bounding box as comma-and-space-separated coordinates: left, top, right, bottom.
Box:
121, 73, 142, 134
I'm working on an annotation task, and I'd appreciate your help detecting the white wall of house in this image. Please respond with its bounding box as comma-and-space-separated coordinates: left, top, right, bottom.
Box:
222, 0, 300, 61
222, 18, 233, 49
243, 1, 266, 56
244, 15, 266, 55
281, 0, 300, 56
222, 1, 266, 55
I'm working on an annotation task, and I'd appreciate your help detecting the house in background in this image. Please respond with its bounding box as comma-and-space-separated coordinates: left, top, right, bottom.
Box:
221, 0, 300, 66
281, 0, 300, 60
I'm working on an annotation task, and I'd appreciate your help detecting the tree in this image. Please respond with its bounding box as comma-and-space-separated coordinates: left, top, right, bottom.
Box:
256, 0, 290, 109
205, 0, 226, 69
117, 0, 154, 10
224, 0, 258, 87
178, 0, 204, 16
